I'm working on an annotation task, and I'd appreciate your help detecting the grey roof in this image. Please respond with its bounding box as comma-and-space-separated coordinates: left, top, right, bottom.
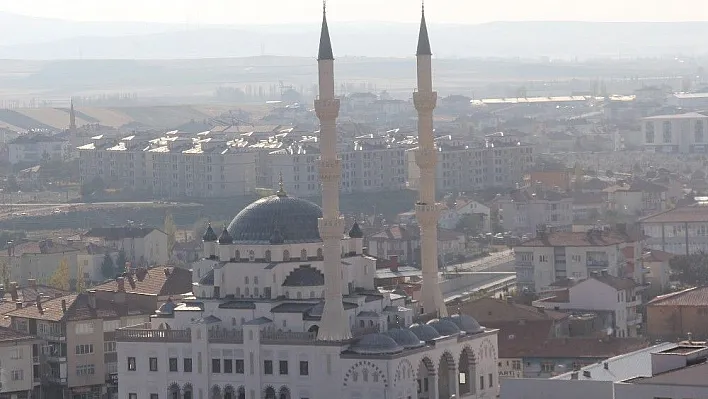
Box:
444, 314, 484, 334
416, 8, 432, 56
271, 303, 319, 313
193, 315, 221, 324
218, 227, 233, 244
198, 269, 215, 286
350, 333, 404, 355
357, 311, 380, 318
552, 342, 678, 381
624, 359, 708, 386
348, 222, 363, 238
203, 224, 217, 242
304, 301, 358, 320
410, 324, 442, 341
383, 328, 425, 349
244, 317, 272, 326
218, 301, 256, 310
156, 300, 177, 315
427, 319, 461, 336
317, 8, 334, 61
282, 266, 325, 287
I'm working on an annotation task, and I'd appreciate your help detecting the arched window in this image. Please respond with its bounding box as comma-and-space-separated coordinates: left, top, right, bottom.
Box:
359, 320, 365, 328
235, 250, 240, 261
235, 287, 241, 297
309, 291, 315, 298
245, 287, 250, 297
265, 250, 271, 262
317, 248, 323, 259
232, 317, 236, 326
283, 250, 290, 261
296, 292, 302, 299
254, 287, 259, 297
301, 249, 307, 261
248, 250, 255, 261
363, 369, 369, 382
245, 276, 249, 284
285, 291, 290, 298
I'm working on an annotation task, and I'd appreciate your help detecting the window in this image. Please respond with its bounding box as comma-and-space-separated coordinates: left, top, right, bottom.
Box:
212, 359, 221, 373
74, 322, 94, 335
697, 120, 705, 143
103, 320, 120, 332
301, 249, 307, 260
489, 373, 493, 387
10, 347, 23, 359
480, 376, 484, 390
149, 357, 158, 372
279, 360, 288, 375
300, 361, 309, 376
541, 363, 555, 373
283, 250, 290, 261
235, 359, 245, 374
539, 255, 548, 262
512, 360, 521, 370
224, 359, 233, 373
169, 358, 178, 372
264, 360, 273, 375
663, 121, 672, 143
129, 395, 137, 399
11, 370, 23, 381
184, 358, 193, 373
104, 341, 116, 353
127, 357, 136, 371
75, 344, 94, 355
76, 364, 95, 376
151, 395, 159, 399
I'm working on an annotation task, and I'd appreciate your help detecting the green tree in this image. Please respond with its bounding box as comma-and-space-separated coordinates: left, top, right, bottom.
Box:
115, 250, 127, 275
100, 253, 115, 280
49, 258, 70, 291
670, 252, 708, 286
164, 212, 177, 260
80, 176, 105, 199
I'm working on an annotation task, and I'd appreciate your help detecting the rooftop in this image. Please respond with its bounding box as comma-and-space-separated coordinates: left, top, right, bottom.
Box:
94, 267, 192, 297
623, 360, 708, 387
85, 226, 163, 240
640, 204, 708, 224
648, 286, 708, 307
519, 231, 629, 247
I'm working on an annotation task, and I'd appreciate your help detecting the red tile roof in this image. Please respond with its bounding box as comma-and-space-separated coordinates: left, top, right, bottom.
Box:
94, 266, 192, 297
648, 287, 708, 307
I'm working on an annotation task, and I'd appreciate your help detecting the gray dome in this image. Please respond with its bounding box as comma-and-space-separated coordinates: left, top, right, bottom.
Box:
350, 333, 404, 355
227, 194, 323, 244
427, 319, 461, 336
410, 324, 442, 341
383, 328, 425, 349
202, 224, 217, 242
444, 314, 484, 334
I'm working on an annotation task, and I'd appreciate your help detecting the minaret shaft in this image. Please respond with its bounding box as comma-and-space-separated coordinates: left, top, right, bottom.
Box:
414, 13, 447, 317
315, 10, 351, 340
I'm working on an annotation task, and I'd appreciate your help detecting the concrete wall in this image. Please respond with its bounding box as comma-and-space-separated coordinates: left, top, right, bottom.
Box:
647, 305, 708, 340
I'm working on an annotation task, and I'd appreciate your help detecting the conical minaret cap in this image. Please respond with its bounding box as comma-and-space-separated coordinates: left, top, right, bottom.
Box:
317, 2, 334, 61
416, 2, 432, 56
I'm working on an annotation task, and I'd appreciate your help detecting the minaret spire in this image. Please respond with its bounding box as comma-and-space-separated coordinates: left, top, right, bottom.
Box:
315, 2, 350, 341
413, 6, 446, 317
69, 98, 77, 130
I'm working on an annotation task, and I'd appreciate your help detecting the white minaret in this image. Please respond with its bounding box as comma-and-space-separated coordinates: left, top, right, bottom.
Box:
414, 3, 447, 317
315, 3, 351, 341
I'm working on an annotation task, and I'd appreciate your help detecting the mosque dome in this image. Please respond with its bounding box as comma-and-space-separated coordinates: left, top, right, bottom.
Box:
427, 319, 461, 336
409, 324, 442, 341
383, 328, 425, 349
350, 333, 404, 355
443, 314, 484, 334
227, 194, 323, 244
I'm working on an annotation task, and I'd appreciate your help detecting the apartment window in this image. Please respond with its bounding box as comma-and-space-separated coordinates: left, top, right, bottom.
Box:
149, 357, 158, 372
104, 342, 116, 353
541, 363, 555, 373
279, 360, 288, 375
300, 361, 309, 376
480, 375, 484, 390
150, 395, 159, 399
512, 360, 522, 370
103, 320, 120, 332
75, 344, 94, 355
76, 364, 95, 376
184, 358, 193, 373
539, 255, 548, 262
10, 347, 23, 359
169, 358, 178, 372
10, 370, 23, 381
212, 359, 221, 373
264, 360, 273, 375
129, 394, 137, 399
74, 322, 94, 335
663, 121, 672, 143
224, 359, 233, 374
489, 373, 493, 387
127, 357, 136, 371
697, 120, 705, 143
235, 359, 245, 374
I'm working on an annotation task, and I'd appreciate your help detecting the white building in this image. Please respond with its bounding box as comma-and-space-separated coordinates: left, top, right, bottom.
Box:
639, 203, 708, 256
497, 188, 573, 237
84, 227, 169, 268
0, 327, 42, 399
514, 229, 640, 293
641, 112, 708, 154
533, 273, 643, 338
9, 134, 70, 164
439, 199, 491, 233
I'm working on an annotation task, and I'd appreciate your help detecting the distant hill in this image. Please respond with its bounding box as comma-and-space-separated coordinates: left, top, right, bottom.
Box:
2, 18, 708, 59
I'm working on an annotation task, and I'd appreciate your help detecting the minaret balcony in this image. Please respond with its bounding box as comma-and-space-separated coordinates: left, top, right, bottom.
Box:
413, 91, 437, 111
318, 216, 345, 239
415, 202, 441, 225
315, 98, 341, 119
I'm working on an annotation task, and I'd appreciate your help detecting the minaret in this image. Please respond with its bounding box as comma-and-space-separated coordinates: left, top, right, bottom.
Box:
315, 2, 351, 341
414, 3, 447, 317
69, 98, 76, 130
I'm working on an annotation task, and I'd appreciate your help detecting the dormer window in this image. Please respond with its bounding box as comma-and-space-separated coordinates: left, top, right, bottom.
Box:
317, 248, 323, 260
235, 250, 240, 261
248, 251, 255, 262
265, 250, 271, 262
283, 250, 290, 261
301, 249, 307, 261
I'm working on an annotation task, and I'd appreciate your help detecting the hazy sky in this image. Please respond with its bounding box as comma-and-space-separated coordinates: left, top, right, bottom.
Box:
1, 0, 708, 24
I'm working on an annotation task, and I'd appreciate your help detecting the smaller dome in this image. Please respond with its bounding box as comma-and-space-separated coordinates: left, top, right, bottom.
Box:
350, 333, 404, 355
156, 299, 177, 315
383, 328, 425, 349
218, 227, 233, 245
409, 324, 441, 341
427, 319, 461, 336
348, 222, 363, 238
444, 314, 484, 334
270, 228, 284, 245
203, 224, 217, 242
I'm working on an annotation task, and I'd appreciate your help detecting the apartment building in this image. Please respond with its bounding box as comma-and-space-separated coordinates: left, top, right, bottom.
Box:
604, 179, 668, 216
514, 228, 638, 293
268, 143, 321, 198
6, 289, 156, 399
341, 135, 407, 193
496, 187, 573, 236
0, 239, 81, 285
642, 112, 708, 153
640, 203, 708, 255
8, 134, 70, 164
84, 227, 168, 268
0, 327, 43, 399
406, 132, 535, 193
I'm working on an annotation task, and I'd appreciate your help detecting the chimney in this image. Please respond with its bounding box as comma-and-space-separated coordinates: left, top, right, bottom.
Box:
36, 296, 42, 314
27, 279, 36, 287
603, 362, 609, 370
390, 255, 399, 272
15, 301, 22, 309
116, 277, 125, 292
688, 332, 693, 344
9, 284, 18, 302
164, 267, 171, 277
87, 290, 96, 309
126, 272, 135, 288
136, 267, 148, 282
61, 299, 67, 313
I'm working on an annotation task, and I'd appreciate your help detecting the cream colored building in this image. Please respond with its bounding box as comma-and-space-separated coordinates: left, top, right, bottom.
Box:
642, 112, 708, 153
0, 327, 42, 399
84, 227, 168, 267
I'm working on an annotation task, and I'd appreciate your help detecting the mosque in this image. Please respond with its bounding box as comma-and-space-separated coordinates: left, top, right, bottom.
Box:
116, 4, 499, 399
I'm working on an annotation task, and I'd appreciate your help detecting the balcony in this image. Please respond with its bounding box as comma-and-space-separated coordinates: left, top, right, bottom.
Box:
627, 314, 643, 326
209, 329, 243, 344
37, 332, 66, 342
586, 260, 609, 268
116, 328, 191, 343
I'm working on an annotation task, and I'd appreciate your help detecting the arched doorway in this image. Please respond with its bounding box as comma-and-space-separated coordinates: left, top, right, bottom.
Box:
168, 383, 180, 399
278, 386, 291, 399
264, 387, 276, 399
458, 347, 476, 396
211, 385, 222, 399
224, 386, 235, 399
237, 387, 246, 399
183, 383, 194, 399
417, 357, 435, 399
308, 325, 319, 335
438, 352, 456, 399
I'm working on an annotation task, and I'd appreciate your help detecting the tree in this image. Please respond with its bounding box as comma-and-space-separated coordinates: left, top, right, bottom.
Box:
455, 213, 483, 236
669, 252, 708, 286
100, 253, 115, 280
49, 258, 70, 291
0, 261, 9, 289
80, 176, 105, 199
164, 212, 177, 260
76, 262, 86, 293
115, 250, 127, 275
605, 169, 614, 178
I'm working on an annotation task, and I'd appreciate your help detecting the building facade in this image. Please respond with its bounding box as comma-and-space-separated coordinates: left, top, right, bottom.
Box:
642, 112, 708, 153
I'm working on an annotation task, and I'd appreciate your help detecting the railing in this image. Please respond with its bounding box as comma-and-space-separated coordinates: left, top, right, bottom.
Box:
116, 328, 191, 343
209, 329, 244, 344
37, 332, 66, 341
